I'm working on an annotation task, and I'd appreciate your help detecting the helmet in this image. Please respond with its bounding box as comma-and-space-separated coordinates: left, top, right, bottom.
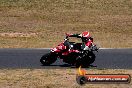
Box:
82, 31, 90, 38
81, 31, 91, 42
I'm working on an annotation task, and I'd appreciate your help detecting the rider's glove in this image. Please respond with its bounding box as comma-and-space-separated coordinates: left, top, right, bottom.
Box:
84, 46, 91, 51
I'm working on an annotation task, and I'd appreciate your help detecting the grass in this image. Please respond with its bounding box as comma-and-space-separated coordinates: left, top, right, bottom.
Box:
0, 69, 131, 88
0, 0, 131, 48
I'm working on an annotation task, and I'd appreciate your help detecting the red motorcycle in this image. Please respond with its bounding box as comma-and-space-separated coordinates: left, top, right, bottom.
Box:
40, 33, 99, 67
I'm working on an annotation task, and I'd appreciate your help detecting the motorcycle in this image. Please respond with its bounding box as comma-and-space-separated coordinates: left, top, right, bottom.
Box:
40, 33, 99, 67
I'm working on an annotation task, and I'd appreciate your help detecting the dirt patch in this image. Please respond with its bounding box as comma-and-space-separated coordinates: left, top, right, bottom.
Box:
0, 32, 38, 37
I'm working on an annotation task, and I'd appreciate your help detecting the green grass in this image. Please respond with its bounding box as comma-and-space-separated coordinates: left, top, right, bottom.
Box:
0, 0, 131, 48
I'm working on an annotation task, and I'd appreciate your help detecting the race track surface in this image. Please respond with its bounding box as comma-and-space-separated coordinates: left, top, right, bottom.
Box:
0, 48, 131, 69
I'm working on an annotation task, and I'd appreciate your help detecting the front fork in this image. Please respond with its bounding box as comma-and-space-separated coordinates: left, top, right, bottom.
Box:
77, 50, 96, 60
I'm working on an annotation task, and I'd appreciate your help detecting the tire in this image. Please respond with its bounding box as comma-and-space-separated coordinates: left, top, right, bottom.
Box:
82, 52, 96, 67
40, 53, 57, 66
88, 52, 95, 65
75, 52, 96, 68
75, 56, 83, 68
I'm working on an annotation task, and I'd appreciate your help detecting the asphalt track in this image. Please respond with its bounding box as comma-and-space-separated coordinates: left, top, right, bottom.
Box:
0, 48, 131, 69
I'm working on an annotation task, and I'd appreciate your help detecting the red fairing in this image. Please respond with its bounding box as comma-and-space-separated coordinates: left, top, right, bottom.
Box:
51, 42, 67, 52
69, 50, 80, 53
62, 50, 79, 55
57, 43, 66, 50
51, 48, 59, 52
62, 52, 69, 55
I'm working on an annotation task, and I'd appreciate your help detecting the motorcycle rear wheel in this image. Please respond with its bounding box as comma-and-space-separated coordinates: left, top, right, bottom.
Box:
40, 53, 57, 66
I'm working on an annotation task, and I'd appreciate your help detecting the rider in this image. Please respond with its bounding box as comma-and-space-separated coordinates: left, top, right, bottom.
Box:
66, 31, 94, 51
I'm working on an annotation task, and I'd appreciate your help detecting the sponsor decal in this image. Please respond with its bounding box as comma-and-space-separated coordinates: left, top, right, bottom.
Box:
76, 66, 131, 85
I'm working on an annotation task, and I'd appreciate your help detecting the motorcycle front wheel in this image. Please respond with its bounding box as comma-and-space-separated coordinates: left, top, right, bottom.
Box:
40, 53, 57, 66
75, 52, 96, 68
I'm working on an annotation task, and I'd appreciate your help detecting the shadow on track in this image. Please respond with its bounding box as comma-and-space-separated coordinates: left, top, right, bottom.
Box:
40, 64, 97, 69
